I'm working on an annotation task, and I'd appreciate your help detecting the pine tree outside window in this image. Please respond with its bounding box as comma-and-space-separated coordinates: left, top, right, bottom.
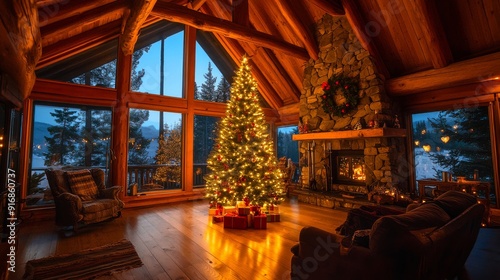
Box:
194, 30, 233, 103
127, 109, 183, 194
411, 107, 496, 206
28, 103, 112, 207
193, 115, 220, 188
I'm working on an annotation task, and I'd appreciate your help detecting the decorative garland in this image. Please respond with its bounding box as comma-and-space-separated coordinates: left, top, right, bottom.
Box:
320, 73, 360, 117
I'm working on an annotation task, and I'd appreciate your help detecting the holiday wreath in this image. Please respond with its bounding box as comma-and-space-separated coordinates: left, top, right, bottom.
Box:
320, 73, 360, 117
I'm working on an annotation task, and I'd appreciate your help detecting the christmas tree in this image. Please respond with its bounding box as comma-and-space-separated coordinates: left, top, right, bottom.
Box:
205, 56, 285, 207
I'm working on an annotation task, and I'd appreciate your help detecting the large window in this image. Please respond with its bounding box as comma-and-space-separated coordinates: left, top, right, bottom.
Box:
193, 115, 220, 187
127, 109, 182, 193
28, 103, 112, 207
36, 39, 119, 88
277, 125, 299, 183
132, 21, 185, 96
194, 30, 231, 103
412, 107, 496, 205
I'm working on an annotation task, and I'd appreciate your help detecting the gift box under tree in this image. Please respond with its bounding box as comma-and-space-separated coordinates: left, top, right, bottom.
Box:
253, 214, 267, 229
224, 213, 248, 229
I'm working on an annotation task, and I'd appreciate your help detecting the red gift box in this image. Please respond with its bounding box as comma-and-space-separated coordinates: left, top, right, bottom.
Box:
212, 215, 224, 223
238, 206, 251, 216
224, 214, 248, 229
253, 214, 267, 229
267, 213, 280, 222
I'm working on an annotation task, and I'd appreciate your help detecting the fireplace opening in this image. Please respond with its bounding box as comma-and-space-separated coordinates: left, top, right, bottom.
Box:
330, 150, 365, 186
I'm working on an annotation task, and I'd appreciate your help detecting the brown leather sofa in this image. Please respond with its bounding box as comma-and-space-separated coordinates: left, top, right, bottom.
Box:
291, 191, 485, 280
45, 168, 124, 230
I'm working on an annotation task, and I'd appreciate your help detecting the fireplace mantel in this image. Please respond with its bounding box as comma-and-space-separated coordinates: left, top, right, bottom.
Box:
292, 128, 407, 141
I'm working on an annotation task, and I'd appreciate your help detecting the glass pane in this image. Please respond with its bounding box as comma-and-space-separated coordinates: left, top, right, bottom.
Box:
412, 107, 496, 205
36, 39, 118, 88
128, 109, 182, 193
132, 21, 184, 97
338, 157, 350, 179
29, 103, 112, 207
352, 157, 365, 181
194, 40, 229, 102
193, 115, 220, 187
277, 126, 299, 183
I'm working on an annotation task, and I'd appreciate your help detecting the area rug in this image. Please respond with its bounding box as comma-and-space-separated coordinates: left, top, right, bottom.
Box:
23, 239, 143, 280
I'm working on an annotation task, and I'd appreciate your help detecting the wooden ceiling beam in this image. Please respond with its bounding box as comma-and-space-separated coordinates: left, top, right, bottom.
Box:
411, 0, 453, 68
121, 0, 157, 56
0, 0, 41, 104
37, 21, 121, 69
341, 0, 390, 79
309, 0, 345, 15
187, 0, 207, 11
37, 0, 115, 28
387, 52, 500, 96
151, 1, 309, 60
276, 0, 319, 60
232, 0, 249, 26
40, 1, 126, 47
259, 48, 300, 103
214, 34, 284, 109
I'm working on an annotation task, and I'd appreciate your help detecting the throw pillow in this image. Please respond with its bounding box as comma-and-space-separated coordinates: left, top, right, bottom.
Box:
66, 170, 99, 201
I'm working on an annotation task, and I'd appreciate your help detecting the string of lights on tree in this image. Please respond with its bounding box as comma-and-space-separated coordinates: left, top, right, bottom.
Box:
205, 56, 285, 207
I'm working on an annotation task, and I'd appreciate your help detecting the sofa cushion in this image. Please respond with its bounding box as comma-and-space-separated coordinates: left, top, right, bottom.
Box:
82, 199, 120, 213
370, 202, 450, 255
66, 170, 99, 201
434, 191, 478, 219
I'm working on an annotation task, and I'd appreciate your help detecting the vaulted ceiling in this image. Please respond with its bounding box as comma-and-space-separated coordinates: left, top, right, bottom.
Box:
4, 0, 500, 113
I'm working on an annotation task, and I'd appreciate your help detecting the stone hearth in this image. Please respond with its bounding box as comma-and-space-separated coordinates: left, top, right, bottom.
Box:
293, 14, 409, 203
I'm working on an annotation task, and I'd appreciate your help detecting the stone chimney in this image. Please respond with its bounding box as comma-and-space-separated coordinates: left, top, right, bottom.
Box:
297, 14, 409, 200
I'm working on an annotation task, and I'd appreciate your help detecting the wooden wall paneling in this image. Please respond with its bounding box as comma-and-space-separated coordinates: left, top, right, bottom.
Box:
483, 0, 500, 46
373, 0, 422, 72
410, 0, 453, 69
464, 0, 494, 52
40, 1, 126, 47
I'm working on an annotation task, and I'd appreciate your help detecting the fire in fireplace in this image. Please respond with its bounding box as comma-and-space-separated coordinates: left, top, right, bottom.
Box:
330, 150, 366, 186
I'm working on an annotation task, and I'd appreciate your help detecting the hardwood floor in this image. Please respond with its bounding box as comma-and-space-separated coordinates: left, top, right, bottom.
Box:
10, 198, 500, 280
11, 197, 348, 280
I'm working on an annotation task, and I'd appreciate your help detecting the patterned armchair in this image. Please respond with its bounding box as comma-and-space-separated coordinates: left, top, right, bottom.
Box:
45, 168, 124, 230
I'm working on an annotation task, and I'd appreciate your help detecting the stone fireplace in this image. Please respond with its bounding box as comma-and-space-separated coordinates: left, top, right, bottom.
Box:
293, 14, 409, 203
